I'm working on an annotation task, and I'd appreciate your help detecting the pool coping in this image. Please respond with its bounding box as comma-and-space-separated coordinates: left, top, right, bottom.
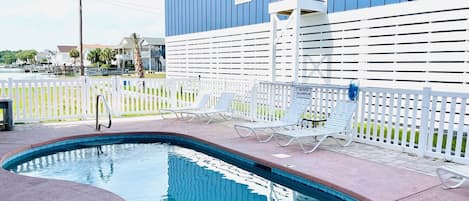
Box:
2, 118, 466, 201
1, 131, 368, 201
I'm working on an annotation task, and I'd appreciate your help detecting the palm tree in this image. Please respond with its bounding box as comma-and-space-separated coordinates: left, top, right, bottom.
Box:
99, 48, 115, 65
131, 33, 144, 78
69, 48, 80, 65
87, 48, 102, 67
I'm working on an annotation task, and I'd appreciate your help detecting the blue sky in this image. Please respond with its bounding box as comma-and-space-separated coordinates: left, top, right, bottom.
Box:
0, 0, 165, 51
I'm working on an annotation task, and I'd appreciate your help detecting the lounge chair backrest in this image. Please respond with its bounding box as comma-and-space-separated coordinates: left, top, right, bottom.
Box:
324, 101, 357, 131
195, 93, 211, 108
280, 97, 311, 123
214, 92, 236, 110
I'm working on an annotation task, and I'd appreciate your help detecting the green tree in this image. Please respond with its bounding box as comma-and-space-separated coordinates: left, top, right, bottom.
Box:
99, 48, 115, 65
86, 48, 102, 67
1, 52, 17, 64
69, 48, 80, 65
16, 50, 37, 64
0, 50, 16, 64
131, 33, 144, 78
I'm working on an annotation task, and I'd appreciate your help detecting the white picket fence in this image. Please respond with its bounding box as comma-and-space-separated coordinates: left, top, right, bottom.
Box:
0, 77, 468, 164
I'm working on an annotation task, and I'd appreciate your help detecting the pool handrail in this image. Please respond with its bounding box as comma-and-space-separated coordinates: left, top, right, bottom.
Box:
96, 95, 112, 131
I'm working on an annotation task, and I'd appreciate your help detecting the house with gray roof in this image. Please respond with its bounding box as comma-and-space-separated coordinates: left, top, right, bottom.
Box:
114, 37, 165, 72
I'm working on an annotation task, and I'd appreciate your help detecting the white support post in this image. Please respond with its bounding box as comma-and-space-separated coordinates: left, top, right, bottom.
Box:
149, 55, 152, 72
270, 14, 277, 82
293, 8, 300, 83
418, 87, 432, 157
249, 83, 258, 121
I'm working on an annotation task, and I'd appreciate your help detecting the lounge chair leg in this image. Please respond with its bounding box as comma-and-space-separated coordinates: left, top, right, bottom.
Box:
437, 168, 467, 189
274, 135, 296, 147
343, 132, 353, 147
234, 126, 255, 138
258, 134, 273, 143
188, 115, 196, 122
203, 114, 212, 124
302, 135, 328, 153
179, 113, 186, 120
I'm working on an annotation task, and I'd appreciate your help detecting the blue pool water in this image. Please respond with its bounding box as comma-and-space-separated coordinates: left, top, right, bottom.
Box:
3, 136, 354, 201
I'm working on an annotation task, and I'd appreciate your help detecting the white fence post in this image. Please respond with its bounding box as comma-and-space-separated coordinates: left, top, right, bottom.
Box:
170, 79, 178, 107
7, 78, 14, 125
418, 87, 432, 157
7, 78, 12, 98
112, 76, 120, 116
250, 83, 258, 121
81, 76, 88, 120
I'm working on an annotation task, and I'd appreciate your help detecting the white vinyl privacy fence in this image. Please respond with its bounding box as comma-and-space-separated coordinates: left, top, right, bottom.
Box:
0, 77, 468, 164
166, 0, 469, 92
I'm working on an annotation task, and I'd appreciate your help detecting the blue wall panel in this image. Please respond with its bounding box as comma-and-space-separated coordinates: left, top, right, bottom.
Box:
334, 0, 346, 12
243, 2, 249, 26
358, 0, 371, 9
385, 0, 400, 3
249, 1, 256, 25
231, 1, 238, 27
226, 0, 231, 28
215, 0, 221, 30
237, 2, 243, 26
165, 0, 413, 36
263, 0, 270, 23
371, 0, 386, 6
256, 0, 263, 24
221, 0, 226, 29
189, 0, 194, 33
346, 0, 358, 10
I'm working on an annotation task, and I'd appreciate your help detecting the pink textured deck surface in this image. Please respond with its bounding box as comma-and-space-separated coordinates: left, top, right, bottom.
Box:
0, 119, 468, 201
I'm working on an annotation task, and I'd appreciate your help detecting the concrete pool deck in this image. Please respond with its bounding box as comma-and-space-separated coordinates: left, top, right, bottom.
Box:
0, 116, 468, 201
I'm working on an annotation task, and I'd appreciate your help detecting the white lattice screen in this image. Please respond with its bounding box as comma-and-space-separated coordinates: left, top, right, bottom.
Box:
166, 0, 469, 92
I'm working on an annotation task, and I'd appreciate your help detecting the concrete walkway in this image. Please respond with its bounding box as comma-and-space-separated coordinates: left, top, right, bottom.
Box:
0, 116, 468, 201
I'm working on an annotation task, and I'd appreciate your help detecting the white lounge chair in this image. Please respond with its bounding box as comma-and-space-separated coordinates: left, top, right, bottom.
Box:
437, 165, 469, 189
159, 92, 210, 120
182, 92, 235, 124
234, 96, 311, 142
273, 101, 357, 153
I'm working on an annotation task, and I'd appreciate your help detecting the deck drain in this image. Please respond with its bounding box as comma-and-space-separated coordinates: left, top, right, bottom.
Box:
272, 153, 291, 159
285, 164, 295, 168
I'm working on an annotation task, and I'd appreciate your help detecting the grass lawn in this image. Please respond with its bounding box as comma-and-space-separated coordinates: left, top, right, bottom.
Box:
122, 72, 166, 79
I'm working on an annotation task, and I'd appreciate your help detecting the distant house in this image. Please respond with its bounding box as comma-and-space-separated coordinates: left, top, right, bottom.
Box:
54, 44, 112, 66
114, 37, 165, 72
35, 50, 54, 65
55, 45, 76, 66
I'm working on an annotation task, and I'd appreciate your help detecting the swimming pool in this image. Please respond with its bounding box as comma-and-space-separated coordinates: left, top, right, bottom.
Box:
2, 134, 357, 201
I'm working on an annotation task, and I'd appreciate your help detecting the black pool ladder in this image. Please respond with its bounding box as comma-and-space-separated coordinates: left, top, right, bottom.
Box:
96, 95, 112, 131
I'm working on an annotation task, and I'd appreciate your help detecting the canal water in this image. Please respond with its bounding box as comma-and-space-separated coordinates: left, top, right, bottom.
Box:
0, 68, 58, 80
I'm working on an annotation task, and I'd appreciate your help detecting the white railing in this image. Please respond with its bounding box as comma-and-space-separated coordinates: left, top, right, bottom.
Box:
0, 77, 467, 164
253, 82, 469, 164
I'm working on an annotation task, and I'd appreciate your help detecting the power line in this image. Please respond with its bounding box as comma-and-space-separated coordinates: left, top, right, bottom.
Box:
95, 0, 162, 15
108, 0, 162, 11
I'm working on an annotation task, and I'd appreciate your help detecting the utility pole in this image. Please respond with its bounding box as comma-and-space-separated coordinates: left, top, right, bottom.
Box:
79, 0, 84, 76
